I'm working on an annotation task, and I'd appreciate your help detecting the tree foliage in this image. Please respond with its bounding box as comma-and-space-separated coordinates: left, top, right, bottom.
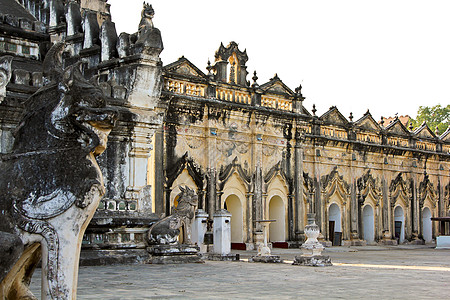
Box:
410, 104, 450, 134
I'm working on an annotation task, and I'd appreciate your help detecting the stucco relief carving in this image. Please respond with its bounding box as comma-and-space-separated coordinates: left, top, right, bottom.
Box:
184, 135, 203, 149
418, 172, 437, 208
262, 144, 277, 156
321, 167, 350, 204
389, 173, 411, 208
357, 171, 382, 206
235, 141, 249, 154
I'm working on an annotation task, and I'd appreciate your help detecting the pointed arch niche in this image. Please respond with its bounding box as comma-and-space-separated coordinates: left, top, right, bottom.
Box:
390, 173, 411, 242
266, 175, 289, 243
222, 172, 247, 244
358, 171, 382, 243
418, 173, 438, 242
322, 168, 350, 244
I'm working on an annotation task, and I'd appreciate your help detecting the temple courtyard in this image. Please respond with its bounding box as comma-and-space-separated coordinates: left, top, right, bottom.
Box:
30, 245, 450, 299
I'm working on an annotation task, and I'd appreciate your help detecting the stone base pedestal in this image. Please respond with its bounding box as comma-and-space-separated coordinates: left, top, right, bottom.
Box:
379, 239, 398, 246
205, 253, 240, 261
321, 240, 332, 247
249, 255, 283, 263
408, 238, 425, 245
146, 244, 204, 264
348, 239, 366, 246
293, 255, 332, 267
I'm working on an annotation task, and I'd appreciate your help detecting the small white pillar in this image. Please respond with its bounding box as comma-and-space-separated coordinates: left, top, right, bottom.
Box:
213, 209, 231, 255
192, 209, 209, 253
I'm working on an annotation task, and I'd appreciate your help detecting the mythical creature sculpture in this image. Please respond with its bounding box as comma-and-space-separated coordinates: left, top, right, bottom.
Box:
138, 2, 155, 30
148, 186, 198, 245
135, 2, 163, 55
0, 55, 12, 100
0, 43, 117, 299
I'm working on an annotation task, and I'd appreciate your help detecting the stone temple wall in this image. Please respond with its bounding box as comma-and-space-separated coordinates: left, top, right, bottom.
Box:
157, 43, 450, 248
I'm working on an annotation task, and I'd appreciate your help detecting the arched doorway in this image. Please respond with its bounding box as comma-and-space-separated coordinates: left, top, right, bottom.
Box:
362, 205, 375, 243
422, 207, 432, 243
268, 196, 285, 242
394, 206, 405, 243
329, 203, 342, 246
224, 194, 243, 243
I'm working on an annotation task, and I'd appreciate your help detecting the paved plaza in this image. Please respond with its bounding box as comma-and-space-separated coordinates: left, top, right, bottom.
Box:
30, 245, 450, 299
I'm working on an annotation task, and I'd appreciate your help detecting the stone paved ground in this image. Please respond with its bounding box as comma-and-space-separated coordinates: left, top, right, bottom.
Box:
30, 245, 450, 299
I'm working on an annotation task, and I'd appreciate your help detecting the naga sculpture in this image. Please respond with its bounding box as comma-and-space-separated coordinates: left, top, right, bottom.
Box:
0, 43, 117, 299
148, 186, 198, 245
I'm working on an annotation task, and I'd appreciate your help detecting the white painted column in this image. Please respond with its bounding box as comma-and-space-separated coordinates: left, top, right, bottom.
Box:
213, 209, 232, 255
192, 209, 209, 253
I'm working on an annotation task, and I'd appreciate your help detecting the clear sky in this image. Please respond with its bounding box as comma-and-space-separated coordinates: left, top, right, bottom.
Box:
109, 0, 450, 122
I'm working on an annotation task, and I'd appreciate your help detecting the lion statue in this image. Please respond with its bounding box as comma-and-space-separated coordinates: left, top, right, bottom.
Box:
0, 43, 117, 299
147, 186, 198, 245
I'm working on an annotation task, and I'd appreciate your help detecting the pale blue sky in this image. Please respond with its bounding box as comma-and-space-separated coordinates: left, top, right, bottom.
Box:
109, 0, 450, 121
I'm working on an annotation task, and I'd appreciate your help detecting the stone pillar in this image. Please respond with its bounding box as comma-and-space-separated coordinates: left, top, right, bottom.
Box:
213, 209, 232, 255
154, 127, 165, 215
245, 192, 253, 244
253, 133, 264, 233
294, 138, 305, 241
192, 209, 209, 253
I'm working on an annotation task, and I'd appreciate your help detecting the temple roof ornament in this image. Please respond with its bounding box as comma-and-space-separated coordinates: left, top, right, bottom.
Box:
214, 41, 248, 65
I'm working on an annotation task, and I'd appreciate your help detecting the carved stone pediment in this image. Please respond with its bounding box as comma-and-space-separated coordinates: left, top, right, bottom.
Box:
413, 123, 437, 140
164, 57, 206, 78
440, 127, 450, 141
354, 112, 381, 132
319, 107, 349, 127
260, 76, 294, 96
385, 119, 410, 136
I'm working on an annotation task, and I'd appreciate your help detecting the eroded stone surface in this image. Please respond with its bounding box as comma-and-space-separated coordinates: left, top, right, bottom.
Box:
0, 42, 116, 299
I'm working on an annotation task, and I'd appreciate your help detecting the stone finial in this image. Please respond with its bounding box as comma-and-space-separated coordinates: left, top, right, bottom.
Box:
117, 33, 131, 58
0, 55, 13, 100
349, 112, 353, 122
312, 104, 317, 116
435, 127, 440, 135
83, 11, 100, 49
65, 1, 82, 36
409, 122, 414, 131
49, 0, 65, 27
206, 59, 212, 74
206, 59, 214, 80
380, 116, 384, 126
251, 70, 258, 88
295, 84, 303, 97
100, 20, 118, 61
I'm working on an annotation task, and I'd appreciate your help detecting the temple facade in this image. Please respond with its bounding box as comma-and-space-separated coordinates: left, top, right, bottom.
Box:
155, 42, 450, 248
0, 0, 449, 259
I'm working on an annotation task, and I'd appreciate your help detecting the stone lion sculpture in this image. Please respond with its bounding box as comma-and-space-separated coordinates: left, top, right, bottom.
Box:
148, 186, 198, 245
0, 43, 117, 299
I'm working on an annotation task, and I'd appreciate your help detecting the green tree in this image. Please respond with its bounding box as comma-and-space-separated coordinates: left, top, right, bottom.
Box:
410, 104, 450, 135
